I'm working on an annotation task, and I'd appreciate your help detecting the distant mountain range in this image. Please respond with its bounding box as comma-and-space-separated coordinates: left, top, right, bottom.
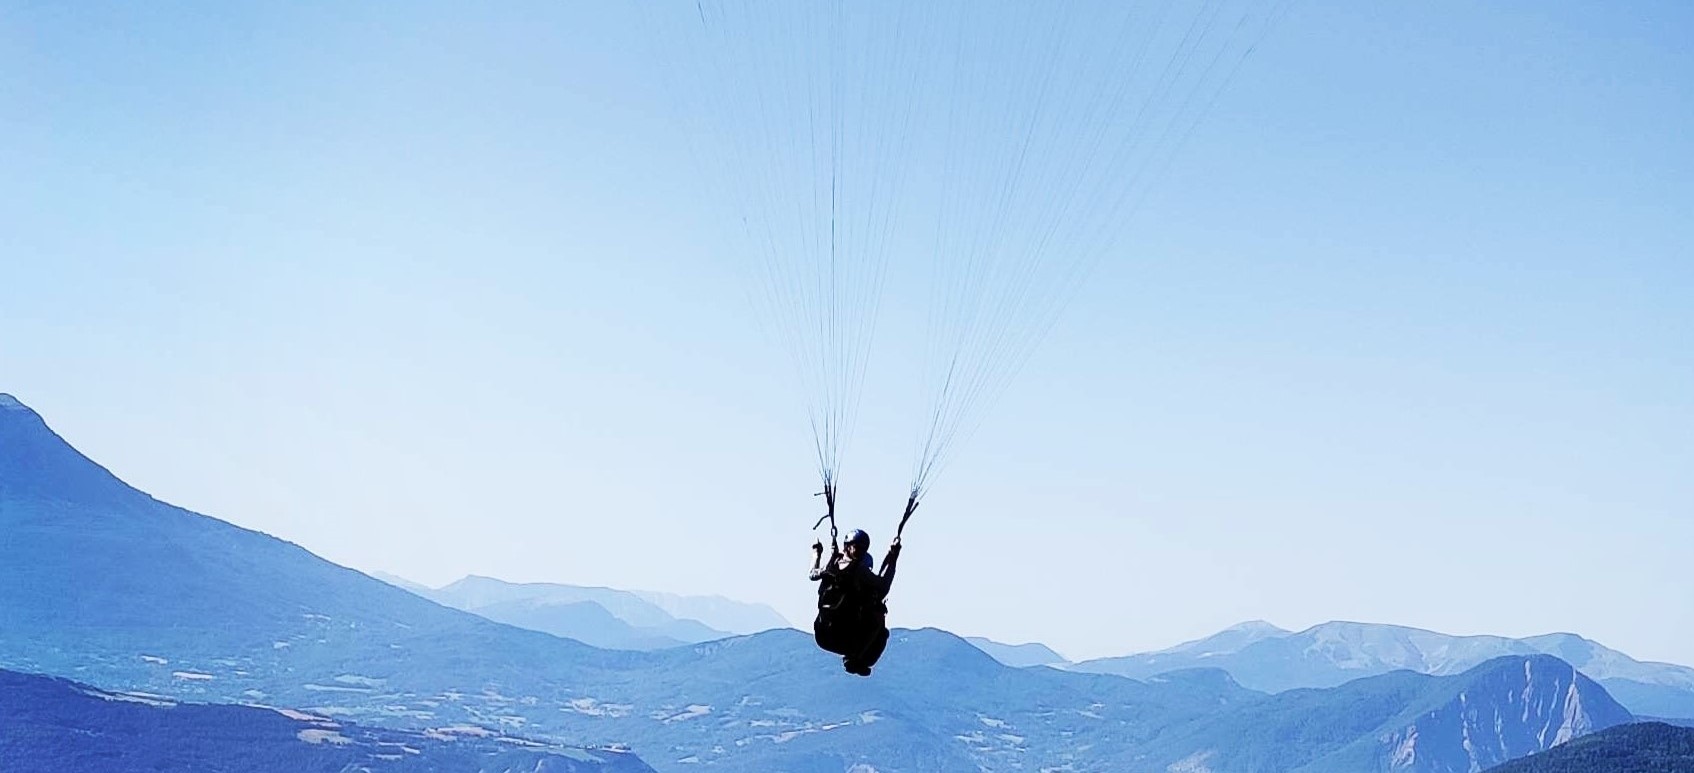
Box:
965, 637, 1070, 668
364, 572, 791, 652
426, 574, 790, 638
1071, 619, 1694, 719
630, 588, 793, 636
0, 668, 652, 772
373, 573, 744, 651
0, 392, 1674, 772
1482, 721, 1694, 772
393, 569, 1062, 668
1136, 654, 1632, 772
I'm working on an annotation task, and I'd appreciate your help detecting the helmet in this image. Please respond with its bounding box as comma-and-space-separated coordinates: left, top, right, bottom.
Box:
844, 529, 871, 549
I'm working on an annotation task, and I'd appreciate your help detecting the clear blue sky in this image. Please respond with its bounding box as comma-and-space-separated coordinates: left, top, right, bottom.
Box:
3, 2, 1690, 664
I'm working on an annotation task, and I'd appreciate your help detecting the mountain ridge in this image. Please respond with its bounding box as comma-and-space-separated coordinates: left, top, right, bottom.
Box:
0, 393, 1652, 771
965, 636, 1070, 668
0, 393, 1263, 770
424, 574, 728, 649
1073, 618, 1694, 718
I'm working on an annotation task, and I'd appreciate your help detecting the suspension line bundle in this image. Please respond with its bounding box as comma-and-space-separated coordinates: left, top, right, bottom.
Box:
643, 0, 1289, 542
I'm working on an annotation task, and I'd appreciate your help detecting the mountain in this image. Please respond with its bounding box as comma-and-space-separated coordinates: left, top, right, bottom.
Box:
0, 393, 1264, 771
1158, 620, 1292, 658
1074, 621, 1538, 688
0, 393, 1645, 772
1079, 620, 1289, 676
376, 570, 789, 651
0, 667, 652, 773
1522, 633, 1694, 720
454, 596, 691, 651
423, 575, 729, 649
1, 393, 513, 647
0, 393, 652, 747
369, 570, 434, 595
1074, 620, 1694, 718
629, 589, 792, 635
1483, 721, 1694, 773
532, 628, 1269, 772
1135, 654, 1635, 773
965, 637, 1070, 668
0, 393, 138, 509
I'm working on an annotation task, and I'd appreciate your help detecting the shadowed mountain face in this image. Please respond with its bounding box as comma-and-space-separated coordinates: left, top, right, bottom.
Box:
0, 394, 545, 651
0, 393, 1647, 772
0, 393, 137, 509
1074, 620, 1694, 719
0, 668, 653, 773
1481, 721, 1694, 772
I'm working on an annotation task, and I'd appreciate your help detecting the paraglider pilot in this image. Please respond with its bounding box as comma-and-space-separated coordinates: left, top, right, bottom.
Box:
809, 528, 901, 676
